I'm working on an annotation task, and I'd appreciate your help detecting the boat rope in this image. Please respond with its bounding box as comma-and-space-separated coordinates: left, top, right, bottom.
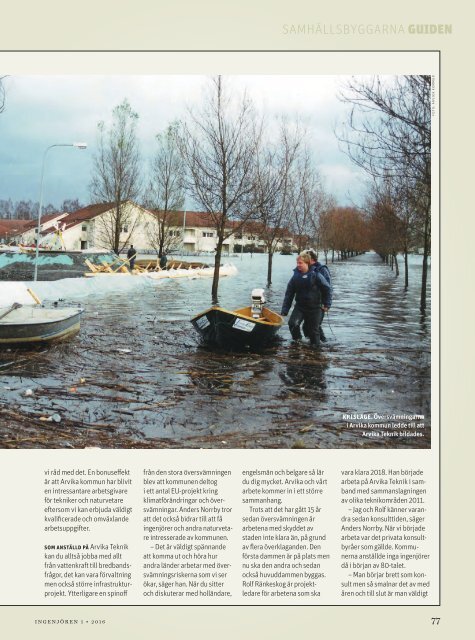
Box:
325, 309, 336, 338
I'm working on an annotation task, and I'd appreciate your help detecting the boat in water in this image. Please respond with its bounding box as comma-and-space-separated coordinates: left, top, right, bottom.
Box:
191, 289, 283, 350
0, 302, 83, 345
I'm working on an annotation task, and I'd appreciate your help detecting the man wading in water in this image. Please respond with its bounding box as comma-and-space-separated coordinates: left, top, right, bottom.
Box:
306, 249, 332, 343
281, 252, 332, 348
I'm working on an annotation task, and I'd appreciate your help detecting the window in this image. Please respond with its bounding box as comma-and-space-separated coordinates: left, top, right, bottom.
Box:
203, 231, 214, 237
81, 225, 87, 231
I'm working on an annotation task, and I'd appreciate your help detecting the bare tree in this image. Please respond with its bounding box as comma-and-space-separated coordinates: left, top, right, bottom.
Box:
90, 99, 142, 253
0, 199, 14, 219
320, 206, 370, 261
14, 200, 38, 220
61, 198, 85, 213
0, 198, 69, 220
338, 75, 431, 311
177, 76, 258, 302
365, 180, 406, 276
254, 120, 302, 285
288, 146, 329, 253
365, 176, 420, 286
145, 123, 186, 258
308, 190, 335, 254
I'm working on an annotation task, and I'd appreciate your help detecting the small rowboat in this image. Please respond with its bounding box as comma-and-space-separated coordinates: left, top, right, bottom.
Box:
0, 303, 83, 345
191, 289, 283, 350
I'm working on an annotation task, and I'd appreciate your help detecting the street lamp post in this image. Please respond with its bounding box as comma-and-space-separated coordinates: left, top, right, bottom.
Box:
34, 142, 87, 281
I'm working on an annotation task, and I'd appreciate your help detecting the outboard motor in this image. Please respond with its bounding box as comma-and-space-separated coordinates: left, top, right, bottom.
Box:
251, 288, 266, 318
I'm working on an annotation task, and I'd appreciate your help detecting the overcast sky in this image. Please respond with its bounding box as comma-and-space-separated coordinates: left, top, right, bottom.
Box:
0, 74, 369, 211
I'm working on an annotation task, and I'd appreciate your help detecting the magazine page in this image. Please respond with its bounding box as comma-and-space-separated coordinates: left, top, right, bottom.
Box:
0, 0, 470, 638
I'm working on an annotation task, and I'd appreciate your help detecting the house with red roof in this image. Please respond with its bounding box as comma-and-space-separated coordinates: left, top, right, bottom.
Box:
0, 219, 31, 244
2, 201, 297, 254
8, 201, 156, 251
153, 210, 235, 254
8, 212, 70, 247
156, 211, 295, 254
56, 201, 158, 251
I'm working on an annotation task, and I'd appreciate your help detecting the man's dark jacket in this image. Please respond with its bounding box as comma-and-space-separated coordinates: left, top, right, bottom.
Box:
281, 267, 331, 315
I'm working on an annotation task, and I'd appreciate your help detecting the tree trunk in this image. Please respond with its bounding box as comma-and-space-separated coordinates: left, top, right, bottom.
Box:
212, 240, 223, 304
404, 248, 409, 288
420, 208, 430, 313
393, 252, 399, 276
267, 250, 273, 287
159, 220, 165, 258
114, 204, 121, 254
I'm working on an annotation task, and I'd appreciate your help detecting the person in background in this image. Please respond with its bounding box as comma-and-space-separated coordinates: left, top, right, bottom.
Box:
127, 244, 137, 270
306, 249, 332, 342
159, 253, 168, 269
281, 252, 331, 347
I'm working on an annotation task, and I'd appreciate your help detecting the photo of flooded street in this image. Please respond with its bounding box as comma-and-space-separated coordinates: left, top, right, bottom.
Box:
0, 73, 433, 449
0, 252, 430, 449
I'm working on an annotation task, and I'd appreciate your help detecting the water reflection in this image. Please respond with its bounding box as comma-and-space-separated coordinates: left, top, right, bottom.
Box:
188, 347, 274, 393
278, 343, 328, 400
0, 252, 431, 449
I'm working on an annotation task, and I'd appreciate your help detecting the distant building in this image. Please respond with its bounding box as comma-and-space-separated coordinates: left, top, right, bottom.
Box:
7, 201, 155, 251
2, 202, 298, 254
52, 201, 155, 251
153, 211, 234, 254
152, 211, 296, 255
10, 212, 70, 247
0, 219, 32, 244
1, 215, 70, 245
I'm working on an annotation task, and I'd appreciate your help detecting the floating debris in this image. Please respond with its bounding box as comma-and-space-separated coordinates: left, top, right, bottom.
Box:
0, 253, 431, 449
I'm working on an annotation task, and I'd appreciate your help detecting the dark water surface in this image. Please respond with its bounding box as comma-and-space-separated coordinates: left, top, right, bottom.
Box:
0, 252, 431, 448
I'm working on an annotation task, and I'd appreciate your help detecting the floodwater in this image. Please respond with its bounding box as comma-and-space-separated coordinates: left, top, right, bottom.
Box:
0, 252, 431, 449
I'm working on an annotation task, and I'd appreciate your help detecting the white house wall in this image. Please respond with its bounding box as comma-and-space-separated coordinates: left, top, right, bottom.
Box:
56, 204, 157, 251
17, 202, 297, 253
61, 224, 84, 250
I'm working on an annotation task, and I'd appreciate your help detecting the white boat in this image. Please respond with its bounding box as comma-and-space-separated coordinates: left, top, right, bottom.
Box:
0, 303, 83, 345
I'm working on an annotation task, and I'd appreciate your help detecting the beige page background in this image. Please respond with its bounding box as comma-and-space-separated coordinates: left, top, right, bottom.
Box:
1, 0, 470, 637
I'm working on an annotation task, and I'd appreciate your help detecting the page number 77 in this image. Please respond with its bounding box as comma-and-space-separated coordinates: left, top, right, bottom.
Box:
431, 618, 441, 625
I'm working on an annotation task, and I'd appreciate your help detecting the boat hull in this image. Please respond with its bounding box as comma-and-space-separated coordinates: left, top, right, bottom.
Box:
0, 306, 83, 344
191, 305, 283, 350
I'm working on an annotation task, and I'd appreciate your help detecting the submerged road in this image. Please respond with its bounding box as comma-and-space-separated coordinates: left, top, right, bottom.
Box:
0, 252, 431, 449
